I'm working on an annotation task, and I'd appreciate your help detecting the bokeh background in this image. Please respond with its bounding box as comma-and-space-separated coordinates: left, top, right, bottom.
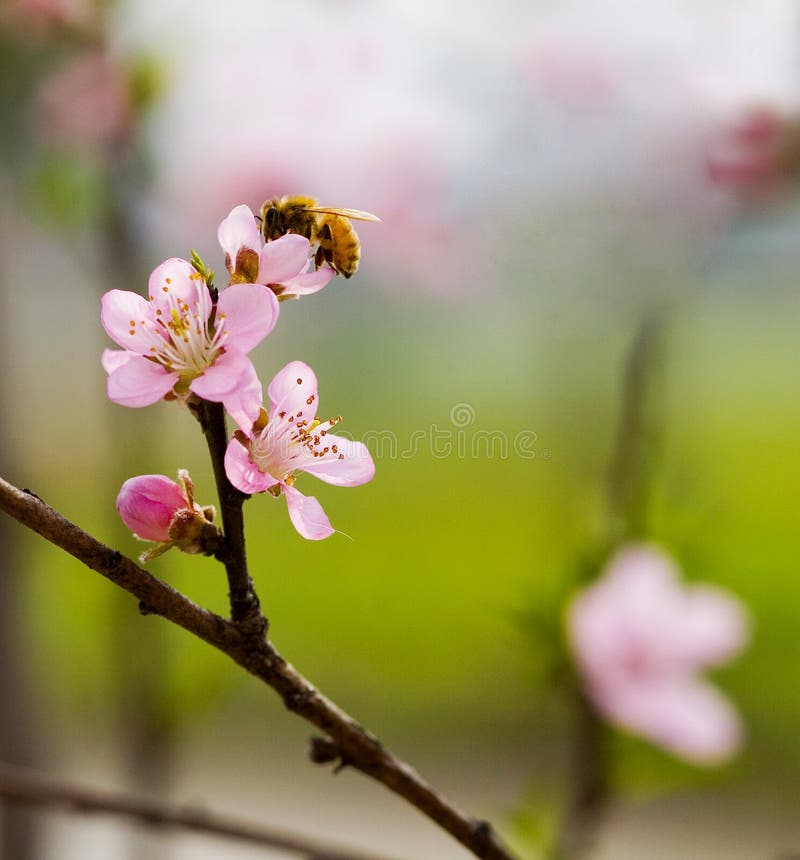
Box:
1, 0, 800, 858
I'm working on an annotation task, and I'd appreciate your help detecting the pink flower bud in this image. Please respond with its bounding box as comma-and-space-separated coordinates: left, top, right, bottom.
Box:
116, 475, 189, 542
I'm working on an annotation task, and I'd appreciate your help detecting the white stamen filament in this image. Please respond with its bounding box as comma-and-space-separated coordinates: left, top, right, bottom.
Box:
140, 276, 229, 379
249, 411, 344, 482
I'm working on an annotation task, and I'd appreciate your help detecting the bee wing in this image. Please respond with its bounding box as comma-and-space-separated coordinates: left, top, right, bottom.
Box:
304, 207, 381, 222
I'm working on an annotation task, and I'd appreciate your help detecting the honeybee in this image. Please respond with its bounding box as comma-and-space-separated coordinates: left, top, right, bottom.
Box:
259, 195, 380, 279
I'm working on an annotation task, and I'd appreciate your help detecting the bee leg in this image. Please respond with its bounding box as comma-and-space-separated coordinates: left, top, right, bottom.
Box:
314, 246, 326, 270
317, 222, 338, 273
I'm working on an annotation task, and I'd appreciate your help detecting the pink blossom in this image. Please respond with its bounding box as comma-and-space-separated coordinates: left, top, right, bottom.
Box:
567, 544, 750, 765
521, 39, 616, 110
38, 51, 131, 151
1, 0, 92, 33
101, 257, 278, 429
117, 471, 220, 562
224, 361, 374, 540
706, 105, 800, 200
117, 474, 192, 542
218, 205, 335, 299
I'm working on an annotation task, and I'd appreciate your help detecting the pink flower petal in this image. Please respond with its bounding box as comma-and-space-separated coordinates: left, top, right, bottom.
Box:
101, 289, 158, 354
283, 265, 336, 296
570, 545, 686, 678
117, 474, 187, 541
302, 435, 375, 486
147, 258, 206, 316
674, 586, 750, 669
598, 678, 744, 766
218, 204, 261, 264
283, 483, 334, 540
224, 438, 275, 495
107, 355, 178, 407
267, 360, 318, 418
257, 234, 311, 285
101, 348, 132, 374
220, 359, 263, 433
655, 679, 744, 764
216, 282, 279, 353
188, 348, 252, 400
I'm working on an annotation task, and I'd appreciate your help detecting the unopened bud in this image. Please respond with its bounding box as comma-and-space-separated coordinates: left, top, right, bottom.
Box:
117, 474, 189, 542
168, 507, 222, 555
117, 471, 222, 563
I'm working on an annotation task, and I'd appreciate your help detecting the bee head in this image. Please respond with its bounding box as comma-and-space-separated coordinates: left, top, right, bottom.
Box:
259, 205, 282, 240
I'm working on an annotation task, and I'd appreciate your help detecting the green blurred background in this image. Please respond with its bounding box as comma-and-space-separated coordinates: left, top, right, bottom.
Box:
2, 1, 800, 858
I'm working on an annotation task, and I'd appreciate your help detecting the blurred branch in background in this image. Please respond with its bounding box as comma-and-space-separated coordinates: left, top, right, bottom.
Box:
2, 5, 176, 857
606, 309, 667, 547
555, 682, 608, 860
0, 527, 38, 860
0, 189, 39, 860
0, 761, 405, 860
555, 306, 668, 860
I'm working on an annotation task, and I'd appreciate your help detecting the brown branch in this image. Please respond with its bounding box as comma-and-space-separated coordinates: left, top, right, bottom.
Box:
0, 761, 399, 860
188, 397, 264, 634
553, 684, 607, 860
0, 477, 519, 860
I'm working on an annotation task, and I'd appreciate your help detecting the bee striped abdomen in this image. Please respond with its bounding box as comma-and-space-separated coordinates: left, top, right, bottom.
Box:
259, 195, 378, 279
325, 216, 361, 278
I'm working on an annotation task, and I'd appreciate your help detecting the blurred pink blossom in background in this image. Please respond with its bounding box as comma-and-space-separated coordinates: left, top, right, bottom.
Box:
705, 104, 800, 203
514, 7, 800, 258
37, 50, 131, 151
80, 0, 800, 296
0, 0, 92, 33
139, 12, 476, 293
520, 37, 616, 110
567, 543, 750, 765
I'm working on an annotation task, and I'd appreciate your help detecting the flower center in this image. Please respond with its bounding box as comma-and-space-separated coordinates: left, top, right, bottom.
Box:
248, 408, 345, 484
143, 274, 229, 382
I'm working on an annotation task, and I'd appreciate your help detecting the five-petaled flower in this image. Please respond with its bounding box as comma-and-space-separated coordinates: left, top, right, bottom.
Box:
218, 204, 335, 299
224, 361, 375, 540
101, 257, 278, 429
567, 544, 750, 765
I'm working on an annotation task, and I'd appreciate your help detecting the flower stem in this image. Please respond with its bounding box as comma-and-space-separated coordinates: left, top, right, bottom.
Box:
190, 397, 265, 635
